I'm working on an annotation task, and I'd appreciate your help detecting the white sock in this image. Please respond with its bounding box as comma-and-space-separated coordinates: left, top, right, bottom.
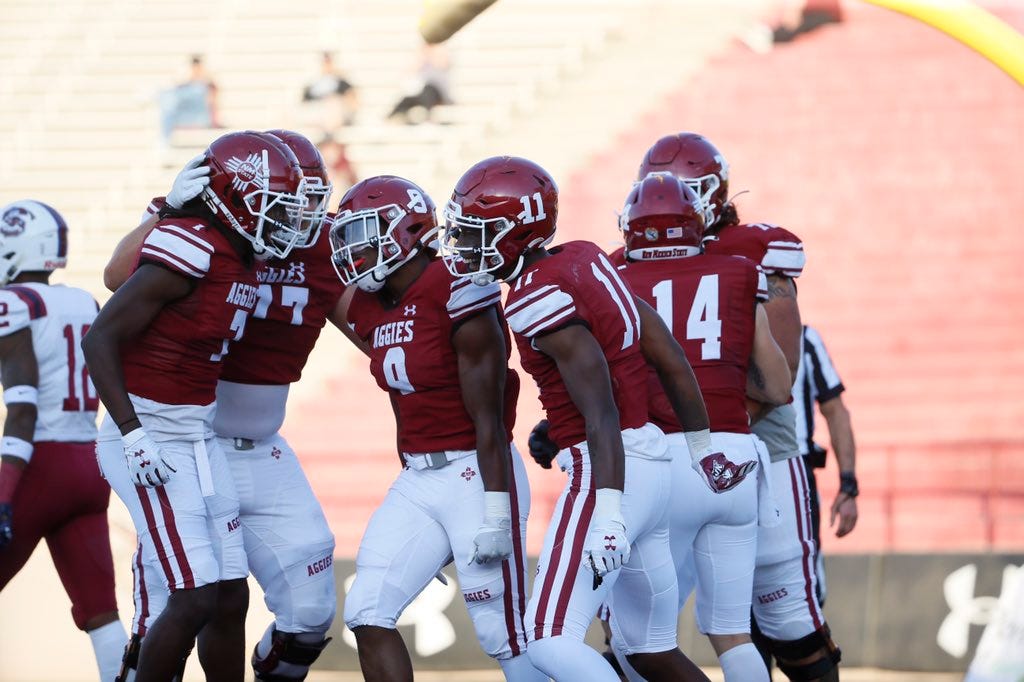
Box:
88, 620, 128, 682
719, 642, 770, 682
499, 653, 549, 681
527, 635, 620, 682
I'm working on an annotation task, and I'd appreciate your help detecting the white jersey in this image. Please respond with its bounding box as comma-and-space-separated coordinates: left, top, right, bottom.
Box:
0, 283, 99, 442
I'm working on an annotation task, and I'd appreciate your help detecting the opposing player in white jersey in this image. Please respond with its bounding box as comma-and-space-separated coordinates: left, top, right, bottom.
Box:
0, 200, 129, 681
638, 133, 841, 680
85, 131, 308, 681
616, 174, 792, 681
444, 156, 733, 682
104, 131, 346, 681
332, 175, 543, 681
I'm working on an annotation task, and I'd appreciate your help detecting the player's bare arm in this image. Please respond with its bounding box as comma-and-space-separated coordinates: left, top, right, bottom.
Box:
326, 284, 370, 356
747, 302, 792, 405
102, 213, 159, 292
83, 264, 194, 434
453, 306, 510, 494
634, 297, 710, 432
820, 394, 858, 537
534, 324, 626, 492
0, 328, 39, 448
763, 274, 802, 377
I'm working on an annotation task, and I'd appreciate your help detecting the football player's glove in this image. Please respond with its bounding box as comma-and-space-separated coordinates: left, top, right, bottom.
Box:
583, 489, 629, 581
694, 452, 757, 494
166, 154, 211, 209
470, 491, 513, 564
122, 428, 176, 487
527, 419, 558, 469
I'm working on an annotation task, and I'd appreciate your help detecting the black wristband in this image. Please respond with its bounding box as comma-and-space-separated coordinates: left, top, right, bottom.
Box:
839, 471, 859, 497
117, 416, 142, 431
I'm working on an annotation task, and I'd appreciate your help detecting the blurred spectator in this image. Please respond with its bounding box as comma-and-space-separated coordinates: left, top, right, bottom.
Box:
742, 0, 843, 54
302, 51, 359, 135
158, 55, 220, 150
317, 136, 358, 204
387, 42, 453, 125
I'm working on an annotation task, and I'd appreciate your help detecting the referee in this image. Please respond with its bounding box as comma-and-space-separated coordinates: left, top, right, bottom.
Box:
793, 324, 859, 605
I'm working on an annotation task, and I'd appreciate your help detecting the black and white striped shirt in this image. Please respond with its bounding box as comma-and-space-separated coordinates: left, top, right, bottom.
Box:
793, 325, 845, 457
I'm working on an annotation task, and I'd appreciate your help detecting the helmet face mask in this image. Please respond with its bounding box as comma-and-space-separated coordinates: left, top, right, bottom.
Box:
264, 129, 334, 249
0, 200, 68, 285
328, 176, 438, 292
331, 204, 411, 292
201, 132, 308, 261
441, 156, 559, 286
440, 201, 519, 286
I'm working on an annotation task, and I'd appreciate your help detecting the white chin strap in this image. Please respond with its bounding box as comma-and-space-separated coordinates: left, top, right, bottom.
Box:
356, 266, 388, 292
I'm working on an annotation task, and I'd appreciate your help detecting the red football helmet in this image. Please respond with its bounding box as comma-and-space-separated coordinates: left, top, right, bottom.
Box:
621, 173, 705, 261
442, 156, 558, 285
329, 175, 437, 292
265, 129, 333, 248
201, 131, 307, 260
637, 133, 729, 228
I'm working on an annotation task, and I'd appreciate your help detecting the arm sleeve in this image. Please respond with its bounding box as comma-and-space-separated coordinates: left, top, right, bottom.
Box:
804, 325, 845, 402
138, 223, 213, 279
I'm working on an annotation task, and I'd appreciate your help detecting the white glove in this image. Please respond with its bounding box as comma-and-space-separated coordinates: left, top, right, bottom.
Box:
470, 492, 514, 564
165, 154, 211, 209
122, 428, 176, 487
584, 489, 630, 580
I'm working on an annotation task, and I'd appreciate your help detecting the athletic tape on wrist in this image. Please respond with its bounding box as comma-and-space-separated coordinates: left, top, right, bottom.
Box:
684, 428, 713, 462
1, 436, 34, 463
483, 491, 511, 520
3, 385, 38, 406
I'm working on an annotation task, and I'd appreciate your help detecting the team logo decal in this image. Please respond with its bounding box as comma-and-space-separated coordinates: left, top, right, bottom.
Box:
644, 227, 659, 242
1, 206, 33, 237
225, 153, 266, 192
460, 467, 476, 482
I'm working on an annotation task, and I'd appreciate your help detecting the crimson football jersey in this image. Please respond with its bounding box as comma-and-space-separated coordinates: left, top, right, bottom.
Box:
703, 222, 804, 278
143, 199, 345, 386
221, 215, 344, 385
622, 254, 767, 434
120, 217, 259, 405
347, 258, 519, 454
505, 241, 648, 449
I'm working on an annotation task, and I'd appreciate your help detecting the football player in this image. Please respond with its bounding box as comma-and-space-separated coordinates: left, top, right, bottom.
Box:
104, 130, 348, 682
84, 131, 307, 681
443, 156, 729, 682
330, 175, 543, 681
637, 133, 842, 681
0, 200, 129, 682
614, 173, 792, 681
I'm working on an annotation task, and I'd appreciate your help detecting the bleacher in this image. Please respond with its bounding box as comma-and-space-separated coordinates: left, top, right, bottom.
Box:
556, 1, 1024, 553
2, 0, 1019, 558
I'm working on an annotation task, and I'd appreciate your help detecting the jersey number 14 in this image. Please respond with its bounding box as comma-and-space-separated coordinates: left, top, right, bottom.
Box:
652, 275, 722, 360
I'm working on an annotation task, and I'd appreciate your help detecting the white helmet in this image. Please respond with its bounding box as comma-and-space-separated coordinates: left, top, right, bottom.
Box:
0, 200, 68, 285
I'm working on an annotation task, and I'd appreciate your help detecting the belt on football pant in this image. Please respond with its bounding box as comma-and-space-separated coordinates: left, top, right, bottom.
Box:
402, 449, 474, 471
231, 437, 256, 451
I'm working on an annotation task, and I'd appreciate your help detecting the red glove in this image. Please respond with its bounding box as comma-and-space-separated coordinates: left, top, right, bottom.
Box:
694, 452, 757, 494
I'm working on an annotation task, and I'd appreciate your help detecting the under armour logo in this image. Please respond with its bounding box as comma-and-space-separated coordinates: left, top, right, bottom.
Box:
404, 305, 417, 316
937, 563, 1020, 657
131, 450, 151, 467
270, 446, 282, 460
603, 535, 616, 551
460, 467, 476, 481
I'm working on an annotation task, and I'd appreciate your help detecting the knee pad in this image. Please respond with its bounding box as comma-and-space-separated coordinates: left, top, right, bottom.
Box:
771, 624, 841, 681
252, 629, 332, 681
